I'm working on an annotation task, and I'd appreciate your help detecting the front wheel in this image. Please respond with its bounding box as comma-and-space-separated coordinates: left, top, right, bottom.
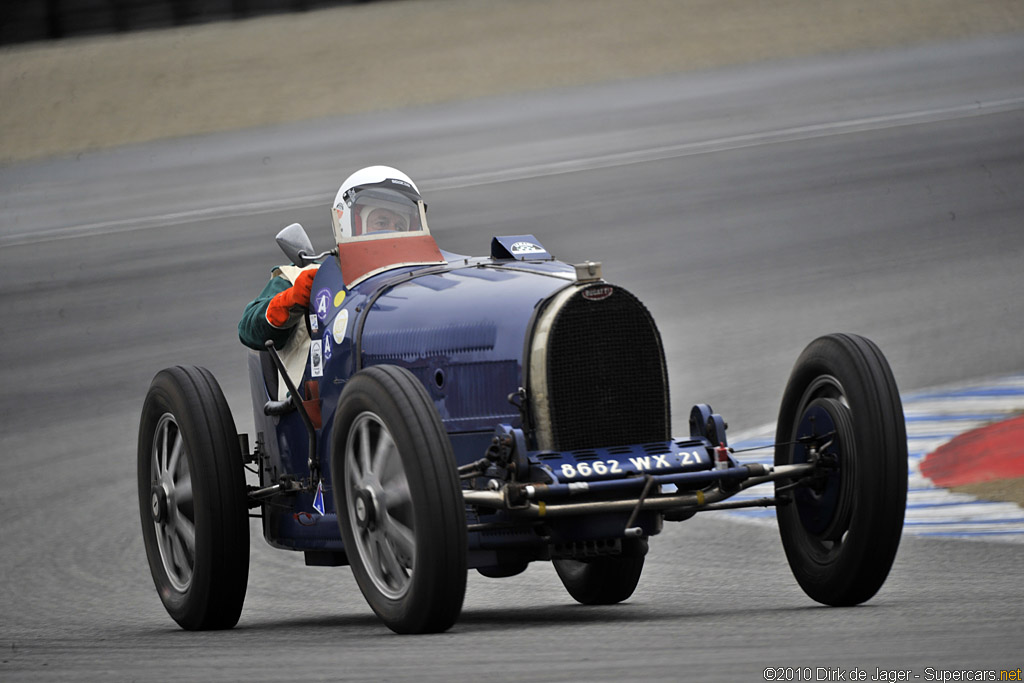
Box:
775, 333, 907, 606
331, 365, 467, 634
137, 366, 249, 630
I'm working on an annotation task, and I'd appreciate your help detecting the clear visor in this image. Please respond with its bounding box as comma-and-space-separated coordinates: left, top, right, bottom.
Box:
348, 188, 427, 237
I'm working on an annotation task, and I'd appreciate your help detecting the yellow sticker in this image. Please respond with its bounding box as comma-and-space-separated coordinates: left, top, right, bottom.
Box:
334, 290, 346, 307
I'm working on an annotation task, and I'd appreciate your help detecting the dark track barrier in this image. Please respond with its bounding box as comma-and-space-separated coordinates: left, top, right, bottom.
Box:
0, 0, 361, 45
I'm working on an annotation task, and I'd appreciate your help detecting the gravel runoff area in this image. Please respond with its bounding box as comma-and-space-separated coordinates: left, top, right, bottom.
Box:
2, 0, 1024, 164
957, 479, 1024, 508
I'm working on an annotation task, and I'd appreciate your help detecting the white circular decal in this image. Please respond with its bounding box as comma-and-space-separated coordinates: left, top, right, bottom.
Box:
332, 309, 349, 343
510, 241, 545, 254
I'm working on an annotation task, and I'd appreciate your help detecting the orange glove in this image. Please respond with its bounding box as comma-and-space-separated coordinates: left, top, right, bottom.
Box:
266, 269, 317, 328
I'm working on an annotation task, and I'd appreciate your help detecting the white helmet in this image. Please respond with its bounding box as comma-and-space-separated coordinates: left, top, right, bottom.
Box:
330, 166, 428, 243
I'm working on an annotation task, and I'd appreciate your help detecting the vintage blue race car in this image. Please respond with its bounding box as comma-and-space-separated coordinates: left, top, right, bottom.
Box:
138, 226, 908, 634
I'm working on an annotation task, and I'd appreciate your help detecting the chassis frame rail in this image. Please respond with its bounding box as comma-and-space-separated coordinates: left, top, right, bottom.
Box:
463, 462, 816, 518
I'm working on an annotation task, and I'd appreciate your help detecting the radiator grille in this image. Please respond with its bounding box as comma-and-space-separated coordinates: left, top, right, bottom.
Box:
544, 285, 669, 451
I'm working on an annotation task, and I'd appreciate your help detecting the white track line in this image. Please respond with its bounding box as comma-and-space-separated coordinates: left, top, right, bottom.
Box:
3, 97, 1023, 248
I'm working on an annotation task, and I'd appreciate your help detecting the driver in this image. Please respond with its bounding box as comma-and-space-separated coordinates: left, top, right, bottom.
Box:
238, 165, 425, 350
364, 207, 409, 233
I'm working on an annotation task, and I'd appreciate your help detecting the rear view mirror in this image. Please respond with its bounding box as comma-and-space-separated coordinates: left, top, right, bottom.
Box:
276, 223, 315, 266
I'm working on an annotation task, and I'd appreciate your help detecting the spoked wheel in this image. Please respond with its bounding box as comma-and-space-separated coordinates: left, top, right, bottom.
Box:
331, 365, 466, 634
775, 333, 907, 606
137, 366, 249, 630
553, 538, 647, 605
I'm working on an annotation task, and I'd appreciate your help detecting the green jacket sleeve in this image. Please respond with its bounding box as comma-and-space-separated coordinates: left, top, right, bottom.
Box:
238, 275, 295, 351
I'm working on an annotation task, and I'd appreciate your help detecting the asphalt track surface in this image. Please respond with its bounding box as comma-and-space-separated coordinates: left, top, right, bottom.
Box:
2, 34, 1023, 681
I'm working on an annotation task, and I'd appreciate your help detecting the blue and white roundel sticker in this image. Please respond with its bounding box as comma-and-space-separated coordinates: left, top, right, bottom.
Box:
315, 288, 332, 322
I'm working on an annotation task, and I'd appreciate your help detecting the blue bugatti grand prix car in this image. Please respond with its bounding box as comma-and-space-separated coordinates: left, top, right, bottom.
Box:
138, 225, 908, 634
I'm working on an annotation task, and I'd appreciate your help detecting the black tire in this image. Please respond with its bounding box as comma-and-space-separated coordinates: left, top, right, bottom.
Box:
775, 333, 907, 606
137, 366, 249, 630
553, 538, 646, 605
331, 365, 467, 634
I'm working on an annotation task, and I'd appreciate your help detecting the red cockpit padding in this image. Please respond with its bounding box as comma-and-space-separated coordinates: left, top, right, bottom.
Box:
337, 234, 446, 287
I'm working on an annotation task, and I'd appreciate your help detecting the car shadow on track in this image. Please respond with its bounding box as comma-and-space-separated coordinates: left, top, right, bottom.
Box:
458, 601, 881, 634
458, 603, 679, 631
129, 602, 871, 640
231, 601, 849, 635
213, 604, 677, 635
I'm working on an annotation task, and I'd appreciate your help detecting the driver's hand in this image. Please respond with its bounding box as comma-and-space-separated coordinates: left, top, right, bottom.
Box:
266, 268, 317, 328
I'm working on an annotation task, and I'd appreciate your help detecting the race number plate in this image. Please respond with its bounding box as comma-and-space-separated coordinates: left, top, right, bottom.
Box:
536, 443, 711, 483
